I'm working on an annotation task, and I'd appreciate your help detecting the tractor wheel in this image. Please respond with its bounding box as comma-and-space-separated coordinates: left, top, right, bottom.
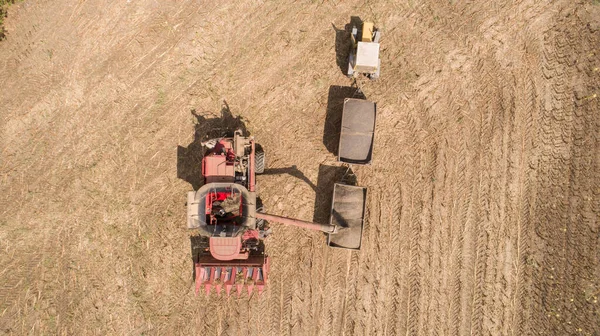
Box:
255, 145, 265, 174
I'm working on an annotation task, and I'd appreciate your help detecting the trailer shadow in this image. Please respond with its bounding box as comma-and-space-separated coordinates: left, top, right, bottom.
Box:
323, 85, 366, 155
312, 164, 356, 224
177, 101, 249, 190
333, 16, 363, 76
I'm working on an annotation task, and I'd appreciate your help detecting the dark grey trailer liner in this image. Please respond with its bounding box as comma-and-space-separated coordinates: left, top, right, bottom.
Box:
337, 98, 376, 165
327, 183, 367, 250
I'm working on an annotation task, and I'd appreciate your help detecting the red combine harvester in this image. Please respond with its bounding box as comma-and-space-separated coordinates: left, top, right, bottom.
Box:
187, 125, 370, 297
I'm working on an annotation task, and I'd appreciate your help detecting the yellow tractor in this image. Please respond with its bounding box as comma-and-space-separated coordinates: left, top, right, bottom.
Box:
347, 21, 381, 80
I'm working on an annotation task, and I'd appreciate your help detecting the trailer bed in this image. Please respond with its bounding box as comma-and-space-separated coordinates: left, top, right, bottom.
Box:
327, 183, 367, 250
338, 98, 376, 165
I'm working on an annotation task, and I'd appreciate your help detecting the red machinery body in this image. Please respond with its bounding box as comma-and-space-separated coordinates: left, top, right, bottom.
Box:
187, 130, 365, 297
188, 131, 268, 296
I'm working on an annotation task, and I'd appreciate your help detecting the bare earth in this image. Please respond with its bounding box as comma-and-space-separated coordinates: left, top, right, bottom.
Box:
1, 0, 599, 335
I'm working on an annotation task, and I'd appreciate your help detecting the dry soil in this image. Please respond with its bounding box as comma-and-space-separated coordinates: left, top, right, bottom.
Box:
0, 0, 599, 335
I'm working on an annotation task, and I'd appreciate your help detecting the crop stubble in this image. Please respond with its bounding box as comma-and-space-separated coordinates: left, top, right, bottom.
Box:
0, 0, 598, 335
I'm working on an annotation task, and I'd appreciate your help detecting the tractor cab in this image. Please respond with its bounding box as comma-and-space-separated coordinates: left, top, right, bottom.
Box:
348, 21, 381, 79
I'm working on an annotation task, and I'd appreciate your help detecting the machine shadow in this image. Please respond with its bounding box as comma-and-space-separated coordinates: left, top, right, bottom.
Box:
262, 166, 317, 192
332, 16, 363, 76
177, 101, 249, 191
312, 164, 356, 224
323, 85, 366, 155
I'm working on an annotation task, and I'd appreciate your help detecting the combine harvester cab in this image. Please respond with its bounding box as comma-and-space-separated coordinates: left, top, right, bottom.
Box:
187, 132, 270, 297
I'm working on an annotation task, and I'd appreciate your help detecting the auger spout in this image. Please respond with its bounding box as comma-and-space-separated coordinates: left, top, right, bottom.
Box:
255, 213, 337, 234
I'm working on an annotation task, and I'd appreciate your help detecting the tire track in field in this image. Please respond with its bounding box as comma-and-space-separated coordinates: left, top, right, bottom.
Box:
403, 112, 424, 336
478, 31, 542, 334
499, 75, 520, 336
376, 111, 418, 336
290, 245, 316, 336
350, 181, 388, 336
0, 222, 66, 332
0, 245, 42, 319
284, 195, 319, 336
530, 8, 600, 334
309, 237, 326, 336
341, 250, 360, 336
427, 140, 446, 336
317, 249, 347, 336
480, 70, 513, 336
378, 180, 404, 336
364, 178, 398, 334
277, 232, 309, 336
565, 21, 600, 334
279, 271, 294, 335
265, 227, 296, 336
518, 70, 541, 336
221, 295, 244, 336
467, 84, 496, 336
446, 118, 471, 336
352, 223, 371, 335
370, 184, 393, 336
437, 131, 464, 336
507, 68, 538, 336
404, 49, 472, 335
529, 22, 570, 333
309, 234, 326, 336
471, 13, 547, 336
550, 18, 599, 334
408, 91, 445, 335
416, 139, 439, 336
411, 60, 477, 336
460, 60, 498, 336
245, 292, 262, 336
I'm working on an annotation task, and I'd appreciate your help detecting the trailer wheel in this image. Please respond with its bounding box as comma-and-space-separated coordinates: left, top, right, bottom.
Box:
255, 145, 265, 174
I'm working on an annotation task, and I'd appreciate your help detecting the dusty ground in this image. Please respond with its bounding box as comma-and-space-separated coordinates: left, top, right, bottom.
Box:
1, 0, 599, 335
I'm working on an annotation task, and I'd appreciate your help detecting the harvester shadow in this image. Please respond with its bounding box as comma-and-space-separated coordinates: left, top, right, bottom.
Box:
323, 85, 366, 155
177, 101, 249, 191
312, 164, 355, 224
262, 166, 317, 192
333, 16, 363, 76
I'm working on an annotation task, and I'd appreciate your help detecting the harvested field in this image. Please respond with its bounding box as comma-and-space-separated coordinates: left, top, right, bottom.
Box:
1, 0, 599, 335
